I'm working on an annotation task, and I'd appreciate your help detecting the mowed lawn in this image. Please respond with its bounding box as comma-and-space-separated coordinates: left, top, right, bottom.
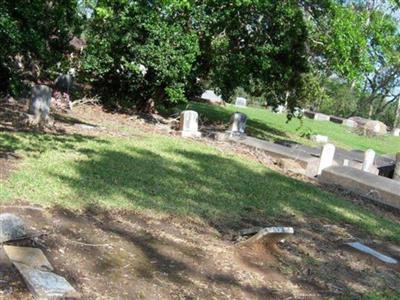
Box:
1, 130, 399, 244
182, 102, 400, 154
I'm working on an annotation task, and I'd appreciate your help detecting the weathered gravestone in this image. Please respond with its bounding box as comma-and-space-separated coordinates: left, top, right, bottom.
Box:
200, 90, 224, 106
0, 213, 27, 243
317, 143, 336, 175
239, 227, 294, 247
13, 262, 80, 299
28, 85, 52, 125
54, 74, 73, 94
343, 119, 357, 128
394, 153, 400, 181
311, 134, 328, 143
362, 149, 376, 173
179, 110, 201, 138
235, 97, 247, 107
229, 112, 247, 136
393, 128, 400, 137
4, 246, 53, 271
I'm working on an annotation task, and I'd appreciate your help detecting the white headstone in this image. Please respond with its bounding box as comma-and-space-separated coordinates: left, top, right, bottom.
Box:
343, 119, 357, 128
362, 149, 376, 172
343, 159, 350, 167
317, 143, 336, 175
275, 105, 287, 114
235, 97, 247, 107
229, 112, 247, 136
311, 135, 328, 143
314, 113, 330, 121
200, 90, 224, 105
393, 128, 400, 137
179, 110, 201, 138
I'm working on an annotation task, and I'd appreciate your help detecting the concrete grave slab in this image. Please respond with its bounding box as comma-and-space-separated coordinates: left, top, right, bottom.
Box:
346, 242, 398, 264
240, 227, 294, 246
320, 166, 400, 210
4, 246, 53, 271
232, 136, 320, 177
311, 134, 328, 143
329, 116, 345, 124
0, 213, 27, 243
13, 262, 80, 299
314, 113, 330, 121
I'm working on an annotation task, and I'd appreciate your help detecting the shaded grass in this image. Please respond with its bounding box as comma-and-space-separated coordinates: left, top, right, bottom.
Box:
1, 131, 399, 243
182, 102, 400, 154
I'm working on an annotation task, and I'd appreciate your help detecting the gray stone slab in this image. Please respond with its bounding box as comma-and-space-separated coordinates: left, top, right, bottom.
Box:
4, 246, 53, 271
232, 136, 320, 177
320, 166, 400, 210
242, 227, 294, 245
0, 213, 27, 243
14, 262, 80, 299
347, 242, 398, 264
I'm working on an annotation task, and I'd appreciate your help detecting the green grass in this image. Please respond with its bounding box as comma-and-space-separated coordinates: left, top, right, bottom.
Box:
181, 102, 400, 154
1, 130, 399, 243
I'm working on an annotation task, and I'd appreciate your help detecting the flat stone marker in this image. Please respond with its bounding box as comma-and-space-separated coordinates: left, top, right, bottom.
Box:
4, 246, 53, 271
235, 97, 247, 107
317, 143, 336, 175
13, 262, 80, 299
347, 242, 398, 264
311, 134, 328, 143
314, 113, 330, 121
241, 227, 294, 246
0, 213, 27, 243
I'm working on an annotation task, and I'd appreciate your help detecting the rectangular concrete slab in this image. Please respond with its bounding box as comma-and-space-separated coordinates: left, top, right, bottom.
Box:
347, 242, 398, 264
14, 262, 80, 299
320, 166, 400, 210
4, 246, 53, 271
231, 136, 320, 177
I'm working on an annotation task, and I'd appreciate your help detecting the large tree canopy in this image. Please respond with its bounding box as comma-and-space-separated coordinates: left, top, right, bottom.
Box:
0, 0, 81, 93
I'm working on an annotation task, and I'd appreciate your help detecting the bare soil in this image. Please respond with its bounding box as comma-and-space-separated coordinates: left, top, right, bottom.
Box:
1, 102, 400, 299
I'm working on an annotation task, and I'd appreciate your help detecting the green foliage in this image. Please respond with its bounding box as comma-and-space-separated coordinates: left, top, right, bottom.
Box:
82, 0, 200, 110
0, 0, 81, 94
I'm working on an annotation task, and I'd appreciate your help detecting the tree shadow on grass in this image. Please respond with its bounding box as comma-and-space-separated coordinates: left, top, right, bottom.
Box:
0, 131, 109, 158
48, 144, 400, 242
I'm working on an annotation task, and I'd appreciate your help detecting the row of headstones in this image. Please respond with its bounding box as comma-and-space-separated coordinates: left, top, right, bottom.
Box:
318, 144, 400, 181
179, 110, 247, 138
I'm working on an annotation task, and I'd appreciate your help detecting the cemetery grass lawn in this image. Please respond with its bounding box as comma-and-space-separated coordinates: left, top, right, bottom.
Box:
1, 130, 400, 244
181, 102, 400, 155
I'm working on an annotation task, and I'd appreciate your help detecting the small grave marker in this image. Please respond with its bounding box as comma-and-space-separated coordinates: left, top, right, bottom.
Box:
228, 112, 247, 137
317, 143, 336, 175
179, 110, 201, 138
362, 149, 376, 173
0, 213, 27, 243
235, 97, 247, 107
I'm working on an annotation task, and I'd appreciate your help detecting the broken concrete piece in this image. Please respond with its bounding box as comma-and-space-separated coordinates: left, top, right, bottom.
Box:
4, 246, 53, 271
241, 227, 294, 245
0, 213, 27, 243
347, 242, 398, 264
13, 262, 80, 299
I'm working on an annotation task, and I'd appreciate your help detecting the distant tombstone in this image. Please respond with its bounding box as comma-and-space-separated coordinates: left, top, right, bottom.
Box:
317, 143, 335, 175
200, 90, 224, 106
393, 128, 400, 137
179, 110, 201, 138
343, 119, 357, 128
0, 213, 27, 243
29, 85, 52, 125
362, 149, 376, 173
235, 97, 247, 107
275, 105, 287, 114
314, 113, 330, 121
311, 134, 328, 143
54, 73, 73, 94
394, 153, 400, 181
229, 112, 247, 136
343, 159, 350, 167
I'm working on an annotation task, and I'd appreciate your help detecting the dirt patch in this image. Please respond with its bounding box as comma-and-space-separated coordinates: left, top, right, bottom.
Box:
0, 204, 399, 299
